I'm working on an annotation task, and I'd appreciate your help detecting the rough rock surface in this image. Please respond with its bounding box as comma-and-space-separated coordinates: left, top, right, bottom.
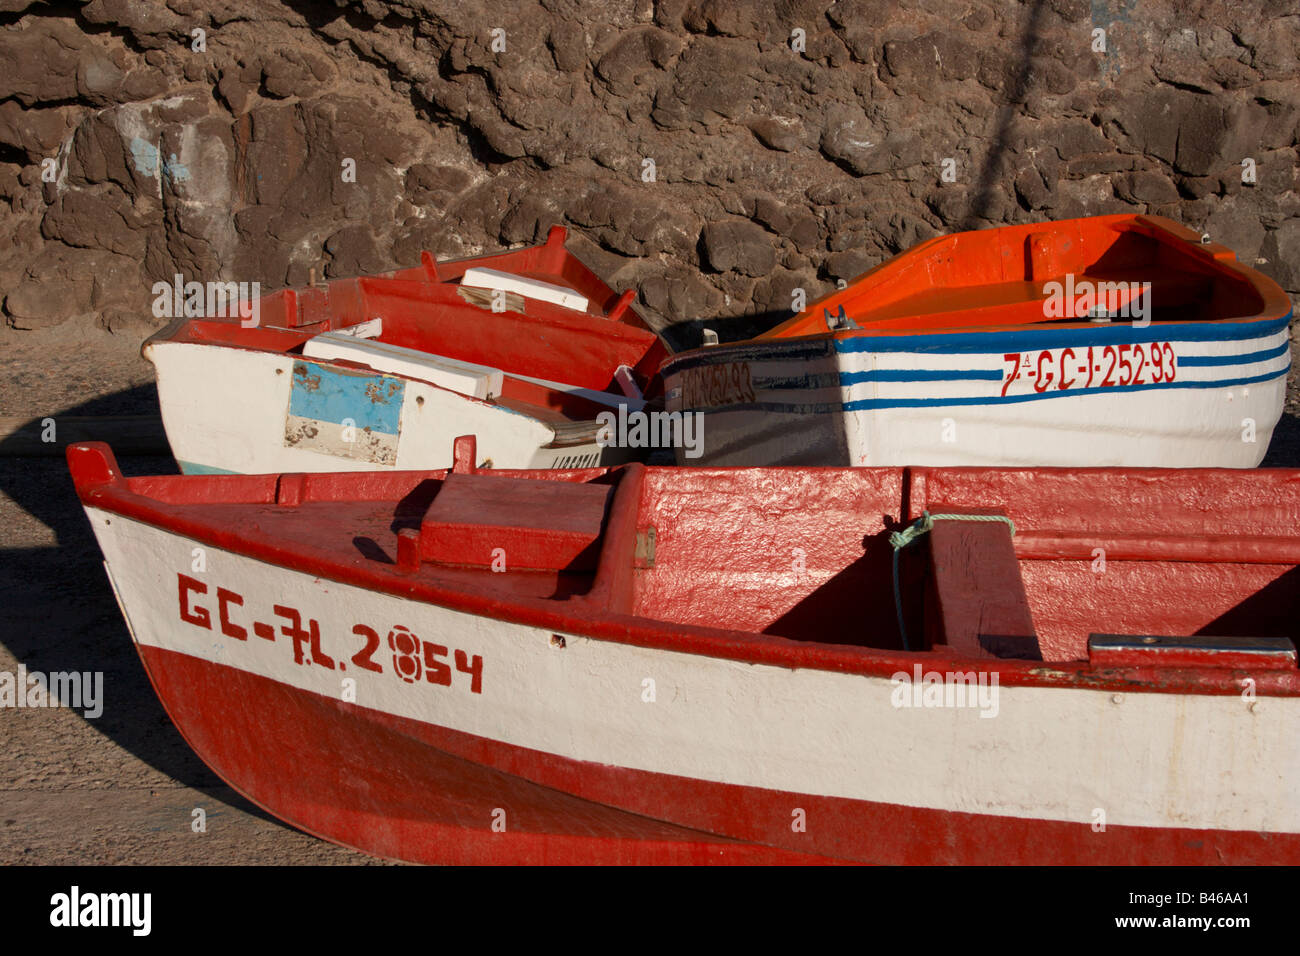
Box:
0, 0, 1297, 336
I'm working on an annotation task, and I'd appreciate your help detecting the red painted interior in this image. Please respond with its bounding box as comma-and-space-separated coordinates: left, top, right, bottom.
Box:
760, 214, 1290, 340
350, 278, 660, 393
68, 443, 1300, 694
144, 225, 668, 408
911, 467, 1300, 661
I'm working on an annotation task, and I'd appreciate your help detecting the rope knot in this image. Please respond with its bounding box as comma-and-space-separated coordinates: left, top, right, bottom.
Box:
889, 512, 935, 551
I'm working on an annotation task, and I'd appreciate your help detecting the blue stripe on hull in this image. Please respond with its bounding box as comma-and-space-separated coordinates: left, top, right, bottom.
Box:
663, 314, 1293, 374
678, 366, 1290, 416
831, 315, 1292, 354
839, 368, 1004, 385
178, 460, 240, 475
1177, 341, 1291, 367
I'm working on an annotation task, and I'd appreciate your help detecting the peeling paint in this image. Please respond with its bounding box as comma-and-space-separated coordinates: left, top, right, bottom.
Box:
284, 360, 403, 464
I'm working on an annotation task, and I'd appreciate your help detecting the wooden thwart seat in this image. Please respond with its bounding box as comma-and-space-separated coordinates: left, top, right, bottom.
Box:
923, 510, 1043, 660
303, 331, 505, 399
419, 472, 614, 572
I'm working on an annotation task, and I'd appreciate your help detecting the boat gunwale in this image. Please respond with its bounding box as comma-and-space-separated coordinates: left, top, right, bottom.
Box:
68, 443, 1300, 698
752, 213, 1292, 345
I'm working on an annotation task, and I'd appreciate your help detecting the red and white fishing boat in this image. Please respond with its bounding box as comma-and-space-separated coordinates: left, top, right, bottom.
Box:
71, 439, 1300, 865
145, 227, 668, 475
663, 215, 1292, 467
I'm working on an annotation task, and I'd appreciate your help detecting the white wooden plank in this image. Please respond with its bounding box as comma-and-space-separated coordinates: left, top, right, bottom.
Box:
461, 267, 589, 312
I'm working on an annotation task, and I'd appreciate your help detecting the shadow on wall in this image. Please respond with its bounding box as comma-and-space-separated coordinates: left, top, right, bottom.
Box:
657, 309, 800, 351
961, 0, 1049, 230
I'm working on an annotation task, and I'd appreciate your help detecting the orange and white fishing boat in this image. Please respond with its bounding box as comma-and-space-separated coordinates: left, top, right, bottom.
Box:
145, 227, 668, 475
70, 438, 1300, 865
663, 215, 1291, 467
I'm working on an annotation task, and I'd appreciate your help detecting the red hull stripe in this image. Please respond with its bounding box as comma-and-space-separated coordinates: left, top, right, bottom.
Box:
138, 645, 838, 865
139, 646, 1300, 865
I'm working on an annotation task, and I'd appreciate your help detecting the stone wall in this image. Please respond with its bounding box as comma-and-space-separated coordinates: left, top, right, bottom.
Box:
1, 0, 1297, 339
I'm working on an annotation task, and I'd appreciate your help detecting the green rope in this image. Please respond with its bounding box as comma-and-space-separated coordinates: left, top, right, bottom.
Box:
890, 511, 1017, 651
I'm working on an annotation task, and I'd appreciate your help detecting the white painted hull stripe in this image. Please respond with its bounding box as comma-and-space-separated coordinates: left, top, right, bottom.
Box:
88, 509, 1300, 834
680, 367, 1288, 415
662, 314, 1293, 374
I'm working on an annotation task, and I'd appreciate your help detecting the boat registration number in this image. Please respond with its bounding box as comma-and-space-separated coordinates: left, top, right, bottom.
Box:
1001, 343, 1177, 396
176, 573, 483, 694
677, 361, 756, 409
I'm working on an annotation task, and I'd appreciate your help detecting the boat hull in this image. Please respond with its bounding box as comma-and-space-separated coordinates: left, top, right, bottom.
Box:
664, 318, 1290, 467
88, 505, 1300, 865
149, 340, 622, 474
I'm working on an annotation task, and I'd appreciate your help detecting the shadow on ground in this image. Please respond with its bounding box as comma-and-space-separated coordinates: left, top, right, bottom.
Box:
0, 382, 283, 827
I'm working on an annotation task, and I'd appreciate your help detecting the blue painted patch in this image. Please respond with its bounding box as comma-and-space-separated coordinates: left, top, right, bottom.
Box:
178, 460, 239, 475
128, 138, 190, 181
129, 137, 160, 177
162, 152, 189, 181
288, 361, 404, 435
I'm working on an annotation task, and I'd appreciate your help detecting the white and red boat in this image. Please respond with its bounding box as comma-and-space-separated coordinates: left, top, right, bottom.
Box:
663, 215, 1291, 467
70, 439, 1300, 864
144, 226, 669, 475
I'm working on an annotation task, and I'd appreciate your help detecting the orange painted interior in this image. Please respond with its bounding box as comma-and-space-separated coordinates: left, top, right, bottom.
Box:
763, 214, 1289, 340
